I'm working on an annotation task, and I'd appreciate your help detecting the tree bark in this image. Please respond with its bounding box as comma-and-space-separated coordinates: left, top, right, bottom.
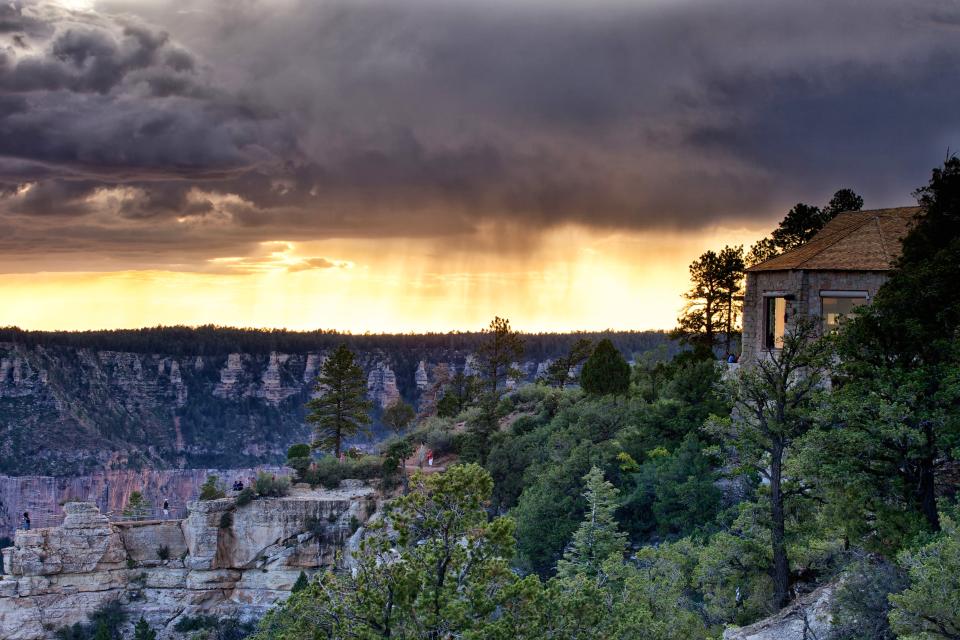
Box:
919, 421, 940, 531
770, 443, 790, 610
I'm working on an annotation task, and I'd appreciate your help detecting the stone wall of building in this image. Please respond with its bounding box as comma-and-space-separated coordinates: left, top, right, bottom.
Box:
740, 269, 889, 364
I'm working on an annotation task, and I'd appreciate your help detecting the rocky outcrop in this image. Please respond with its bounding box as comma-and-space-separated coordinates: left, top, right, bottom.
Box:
722, 585, 834, 640
0, 468, 283, 537
0, 484, 377, 639
367, 363, 400, 409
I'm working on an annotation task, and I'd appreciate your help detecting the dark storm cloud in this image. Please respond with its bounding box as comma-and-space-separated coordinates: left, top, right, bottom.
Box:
2, 0, 960, 268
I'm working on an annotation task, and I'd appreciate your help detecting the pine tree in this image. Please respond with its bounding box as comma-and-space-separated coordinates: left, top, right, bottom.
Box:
543, 338, 593, 389
557, 467, 627, 581
122, 491, 150, 519
133, 616, 157, 640
672, 246, 743, 353
475, 316, 524, 396
306, 344, 373, 457
291, 570, 309, 593
580, 339, 630, 395
706, 317, 829, 609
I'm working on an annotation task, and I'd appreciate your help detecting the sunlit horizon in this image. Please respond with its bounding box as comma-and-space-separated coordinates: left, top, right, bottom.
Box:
0, 224, 767, 334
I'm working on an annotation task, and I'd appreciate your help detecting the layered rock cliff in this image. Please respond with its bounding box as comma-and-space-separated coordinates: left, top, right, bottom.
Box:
0, 330, 674, 477
0, 468, 283, 537
0, 484, 376, 639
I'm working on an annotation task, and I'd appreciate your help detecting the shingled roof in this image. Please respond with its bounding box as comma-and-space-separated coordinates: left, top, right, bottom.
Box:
746, 207, 922, 272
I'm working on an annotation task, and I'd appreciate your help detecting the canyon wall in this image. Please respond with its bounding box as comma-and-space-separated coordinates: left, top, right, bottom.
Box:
0, 468, 284, 537
0, 342, 586, 477
0, 483, 376, 639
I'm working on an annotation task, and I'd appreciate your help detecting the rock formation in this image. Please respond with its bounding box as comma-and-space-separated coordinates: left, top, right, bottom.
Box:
0, 334, 673, 477
0, 468, 284, 537
722, 584, 834, 640
366, 363, 400, 409
0, 483, 376, 639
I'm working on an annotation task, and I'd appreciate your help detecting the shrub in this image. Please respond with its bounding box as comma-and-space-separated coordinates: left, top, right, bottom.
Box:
219, 511, 234, 529
54, 601, 126, 640
291, 570, 309, 593
302, 455, 384, 488
235, 487, 256, 507
407, 417, 457, 456
156, 545, 170, 561
254, 472, 291, 497
830, 554, 907, 640
199, 475, 226, 501
287, 443, 311, 460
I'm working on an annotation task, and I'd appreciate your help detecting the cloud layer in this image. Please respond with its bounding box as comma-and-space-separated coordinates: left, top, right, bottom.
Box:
1, 0, 959, 269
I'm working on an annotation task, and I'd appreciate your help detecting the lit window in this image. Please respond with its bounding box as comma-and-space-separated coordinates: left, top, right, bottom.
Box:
764, 296, 787, 350
821, 292, 868, 333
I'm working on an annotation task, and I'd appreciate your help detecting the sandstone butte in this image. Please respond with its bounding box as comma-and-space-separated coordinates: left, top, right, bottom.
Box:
0, 482, 377, 639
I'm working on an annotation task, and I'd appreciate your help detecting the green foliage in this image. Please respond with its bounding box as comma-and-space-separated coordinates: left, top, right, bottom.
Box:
132, 617, 156, 640
291, 570, 309, 594
888, 516, 960, 640
437, 370, 480, 418
830, 555, 907, 640
122, 491, 150, 519
579, 339, 630, 395
253, 472, 291, 497
300, 454, 383, 488
542, 338, 593, 389
382, 400, 416, 434
234, 486, 256, 506
253, 464, 519, 640
556, 467, 627, 581
286, 443, 311, 460
706, 317, 829, 608
156, 545, 170, 561
619, 434, 721, 540
306, 344, 373, 457
475, 316, 525, 396
199, 475, 226, 501
173, 615, 255, 640
54, 601, 126, 640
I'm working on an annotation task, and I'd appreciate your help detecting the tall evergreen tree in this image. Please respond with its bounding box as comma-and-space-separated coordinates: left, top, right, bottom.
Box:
306, 344, 372, 457
556, 467, 627, 582
747, 188, 863, 265
580, 339, 630, 395
717, 245, 746, 355
818, 159, 960, 535
822, 187, 864, 218
706, 317, 829, 609
436, 370, 477, 418
475, 316, 525, 396
673, 249, 726, 351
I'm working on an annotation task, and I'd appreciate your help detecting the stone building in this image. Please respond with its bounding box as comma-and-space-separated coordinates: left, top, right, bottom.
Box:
739, 207, 920, 365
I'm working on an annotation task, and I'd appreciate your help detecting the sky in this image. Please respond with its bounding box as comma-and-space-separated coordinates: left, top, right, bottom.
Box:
1, 0, 958, 332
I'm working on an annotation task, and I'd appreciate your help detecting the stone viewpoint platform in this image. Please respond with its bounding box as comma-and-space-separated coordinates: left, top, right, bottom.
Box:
0, 483, 376, 639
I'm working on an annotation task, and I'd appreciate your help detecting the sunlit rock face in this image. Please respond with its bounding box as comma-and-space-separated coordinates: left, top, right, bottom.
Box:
367, 362, 401, 409
0, 484, 377, 639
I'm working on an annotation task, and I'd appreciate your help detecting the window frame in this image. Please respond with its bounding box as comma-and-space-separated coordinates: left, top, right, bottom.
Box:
819, 290, 869, 334
762, 292, 790, 351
